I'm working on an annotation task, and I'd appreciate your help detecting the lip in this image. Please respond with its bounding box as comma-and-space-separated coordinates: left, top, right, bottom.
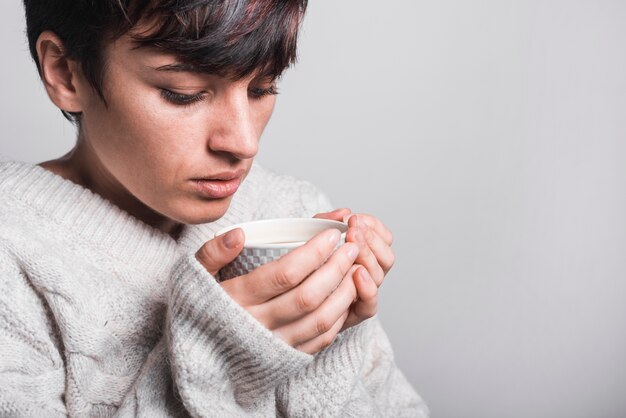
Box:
192, 177, 242, 199
193, 169, 247, 181
190, 168, 247, 199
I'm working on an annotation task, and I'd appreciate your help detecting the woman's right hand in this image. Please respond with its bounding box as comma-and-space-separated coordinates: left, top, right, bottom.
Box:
195, 227, 376, 354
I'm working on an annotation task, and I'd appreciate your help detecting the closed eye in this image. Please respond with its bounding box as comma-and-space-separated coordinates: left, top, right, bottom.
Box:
160, 89, 207, 106
249, 86, 279, 100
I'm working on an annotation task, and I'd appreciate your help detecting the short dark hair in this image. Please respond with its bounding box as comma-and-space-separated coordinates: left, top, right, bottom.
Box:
23, 0, 308, 123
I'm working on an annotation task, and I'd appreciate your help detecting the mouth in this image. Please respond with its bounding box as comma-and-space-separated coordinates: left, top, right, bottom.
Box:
190, 169, 247, 199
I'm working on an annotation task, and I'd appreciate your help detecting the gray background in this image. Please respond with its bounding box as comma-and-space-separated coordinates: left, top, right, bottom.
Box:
2, 1, 626, 417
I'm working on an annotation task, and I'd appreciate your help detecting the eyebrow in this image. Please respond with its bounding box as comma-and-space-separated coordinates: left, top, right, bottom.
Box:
149, 62, 278, 81
151, 63, 204, 73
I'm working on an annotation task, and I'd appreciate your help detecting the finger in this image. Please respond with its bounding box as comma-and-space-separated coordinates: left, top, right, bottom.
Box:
341, 266, 378, 331
347, 215, 395, 278
345, 226, 384, 286
253, 242, 360, 328
196, 228, 245, 276
223, 228, 343, 306
362, 226, 396, 276
295, 310, 349, 354
346, 214, 393, 246
274, 265, 359, 347
313, 208, 351, 222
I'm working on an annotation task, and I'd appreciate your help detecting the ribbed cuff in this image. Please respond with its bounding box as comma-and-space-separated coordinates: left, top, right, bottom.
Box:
166, 253, 313, 412
276, 318, 374, 417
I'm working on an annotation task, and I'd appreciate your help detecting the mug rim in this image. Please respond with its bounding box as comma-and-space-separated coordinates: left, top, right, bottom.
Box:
214, 217, 348, 249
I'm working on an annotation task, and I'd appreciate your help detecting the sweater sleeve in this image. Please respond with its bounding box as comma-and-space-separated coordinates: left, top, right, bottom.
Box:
162, 253, 314, 415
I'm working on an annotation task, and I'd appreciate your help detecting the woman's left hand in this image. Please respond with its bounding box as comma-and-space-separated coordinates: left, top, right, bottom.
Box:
314, 208, 395, 330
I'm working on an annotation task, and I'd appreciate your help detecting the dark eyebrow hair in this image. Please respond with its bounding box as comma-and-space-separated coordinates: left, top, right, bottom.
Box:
151, 63, 204, 73
149, 62, 278, 82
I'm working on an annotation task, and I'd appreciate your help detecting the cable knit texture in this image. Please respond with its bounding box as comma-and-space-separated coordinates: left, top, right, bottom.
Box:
0, 160, 429, 417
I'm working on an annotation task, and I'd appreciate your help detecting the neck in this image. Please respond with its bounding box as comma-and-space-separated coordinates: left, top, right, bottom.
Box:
38, 135, 182, 239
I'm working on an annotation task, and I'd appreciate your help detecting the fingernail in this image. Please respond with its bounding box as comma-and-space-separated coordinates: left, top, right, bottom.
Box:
328, 228, 341, 244
347, 243, 359, 259
342, 214, 353, 223
358, 267, 369, 283
222, 229, 241, 249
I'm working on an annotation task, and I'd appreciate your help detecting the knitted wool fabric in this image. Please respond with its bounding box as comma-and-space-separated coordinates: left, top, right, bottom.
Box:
0, 160, 430, 417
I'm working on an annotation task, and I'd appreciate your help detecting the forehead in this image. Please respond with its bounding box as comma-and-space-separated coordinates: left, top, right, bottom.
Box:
106, 28, 174, 63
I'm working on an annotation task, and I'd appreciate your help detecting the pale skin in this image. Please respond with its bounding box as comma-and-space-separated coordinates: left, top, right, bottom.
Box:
35, 27, 395, 354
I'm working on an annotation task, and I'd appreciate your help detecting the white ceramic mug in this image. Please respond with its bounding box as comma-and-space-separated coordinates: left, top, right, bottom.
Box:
214, 218, 348, 281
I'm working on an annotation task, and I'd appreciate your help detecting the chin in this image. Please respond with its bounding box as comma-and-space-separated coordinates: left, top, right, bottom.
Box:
175, 196, 234, 225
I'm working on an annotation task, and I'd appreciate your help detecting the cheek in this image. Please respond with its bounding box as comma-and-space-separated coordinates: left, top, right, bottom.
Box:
85, 95, 211, 219
85, 89, 196, 183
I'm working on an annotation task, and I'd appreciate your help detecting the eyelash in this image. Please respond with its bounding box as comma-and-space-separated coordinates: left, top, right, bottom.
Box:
249, 86, 279, 99
160, 89, 206, 106
160, 86, 279, 107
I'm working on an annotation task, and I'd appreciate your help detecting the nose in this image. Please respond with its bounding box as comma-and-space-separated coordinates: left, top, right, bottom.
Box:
207, 90, 259, 160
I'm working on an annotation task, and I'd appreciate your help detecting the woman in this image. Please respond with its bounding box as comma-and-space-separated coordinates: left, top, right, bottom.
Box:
0, 0, 429, 416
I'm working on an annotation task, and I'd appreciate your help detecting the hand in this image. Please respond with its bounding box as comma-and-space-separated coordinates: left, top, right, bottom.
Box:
314, 209, 395, 330
195, 227, 365, 354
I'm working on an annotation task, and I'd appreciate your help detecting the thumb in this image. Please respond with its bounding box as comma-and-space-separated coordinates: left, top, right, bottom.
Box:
195, 228, 244, 276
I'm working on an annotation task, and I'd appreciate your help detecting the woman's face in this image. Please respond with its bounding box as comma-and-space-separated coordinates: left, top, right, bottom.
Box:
74, 31, 276, 226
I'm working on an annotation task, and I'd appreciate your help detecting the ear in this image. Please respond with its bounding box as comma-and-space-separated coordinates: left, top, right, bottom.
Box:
36, 31, 84, 114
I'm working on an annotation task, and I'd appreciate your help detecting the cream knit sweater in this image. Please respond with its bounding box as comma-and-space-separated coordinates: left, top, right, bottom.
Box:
0, 160, 429, 417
